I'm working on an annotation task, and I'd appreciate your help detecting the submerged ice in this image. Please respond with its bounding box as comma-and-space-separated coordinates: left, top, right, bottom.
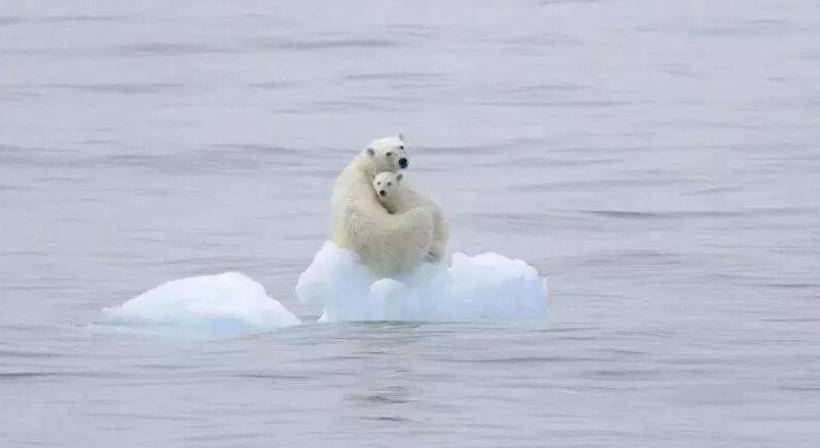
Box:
296, 242, 548, 322
99, 272, 300, 335
98, 244, 548, 335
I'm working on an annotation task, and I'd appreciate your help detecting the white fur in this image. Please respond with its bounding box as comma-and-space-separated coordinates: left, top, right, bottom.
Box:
331, 136, 434, 278
372, 171, 449, 263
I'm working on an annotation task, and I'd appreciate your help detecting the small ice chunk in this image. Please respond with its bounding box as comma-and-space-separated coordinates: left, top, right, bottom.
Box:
99, 272, 300, 336
296, 241, 548, 322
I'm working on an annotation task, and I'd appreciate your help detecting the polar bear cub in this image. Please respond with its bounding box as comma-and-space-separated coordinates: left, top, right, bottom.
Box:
330, 135, 434, 278
372, 172, 449, 263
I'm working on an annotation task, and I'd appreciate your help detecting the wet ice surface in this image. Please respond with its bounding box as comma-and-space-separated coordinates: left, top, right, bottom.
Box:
2, 0, 820, 446
297, 242, 548, 322
99, 272, 300, 335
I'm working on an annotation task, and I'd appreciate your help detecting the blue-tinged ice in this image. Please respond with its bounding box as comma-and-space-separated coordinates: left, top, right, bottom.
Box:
99, 272, 300, 335
296, 242, 548, 322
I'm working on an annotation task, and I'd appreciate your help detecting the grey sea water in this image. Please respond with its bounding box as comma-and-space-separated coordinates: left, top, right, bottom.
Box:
2, 1, 819, 446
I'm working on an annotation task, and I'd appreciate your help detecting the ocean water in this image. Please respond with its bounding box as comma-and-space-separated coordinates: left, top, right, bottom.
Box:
2, 1, 819, 446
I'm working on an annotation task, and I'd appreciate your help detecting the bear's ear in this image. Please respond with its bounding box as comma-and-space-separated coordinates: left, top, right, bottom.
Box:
397, 133, 405, 143
366, 147, 375, 157
396, 173, 403, 183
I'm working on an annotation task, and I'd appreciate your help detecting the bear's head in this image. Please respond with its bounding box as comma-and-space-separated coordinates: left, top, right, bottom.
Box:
372, 171, 403, 199
363, 134, 409, 174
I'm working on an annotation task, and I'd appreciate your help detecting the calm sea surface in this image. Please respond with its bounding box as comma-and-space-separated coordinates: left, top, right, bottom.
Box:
2, 1, 819, 446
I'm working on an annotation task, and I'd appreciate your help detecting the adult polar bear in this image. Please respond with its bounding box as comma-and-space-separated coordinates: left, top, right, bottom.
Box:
331, 135, 434, 278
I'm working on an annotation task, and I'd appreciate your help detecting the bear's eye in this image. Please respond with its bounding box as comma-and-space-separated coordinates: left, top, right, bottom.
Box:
386, 152, 393, 157
387, 182, 392, 186
399, 145, 404, 150
376, 182, 381, 185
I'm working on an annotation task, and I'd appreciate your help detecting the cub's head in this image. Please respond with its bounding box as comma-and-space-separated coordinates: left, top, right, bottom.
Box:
363, 134, 409, 173
372, 171, 403, 199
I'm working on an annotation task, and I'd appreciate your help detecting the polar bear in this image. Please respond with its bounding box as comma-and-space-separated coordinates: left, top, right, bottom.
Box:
372, 171, 449, 263
330, 135, 434, 278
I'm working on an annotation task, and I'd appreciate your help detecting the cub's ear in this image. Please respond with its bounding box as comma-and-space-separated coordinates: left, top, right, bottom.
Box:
396, 173, 403, 183
366, 147, 375, 157
397, 133, 405, 143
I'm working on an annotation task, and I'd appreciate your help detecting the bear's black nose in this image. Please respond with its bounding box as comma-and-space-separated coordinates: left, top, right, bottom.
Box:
379, 190, 386, 197
398, 158, 408, 169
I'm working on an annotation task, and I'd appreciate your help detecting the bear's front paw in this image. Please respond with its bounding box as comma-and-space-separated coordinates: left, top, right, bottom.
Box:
424, 251, 440, 262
